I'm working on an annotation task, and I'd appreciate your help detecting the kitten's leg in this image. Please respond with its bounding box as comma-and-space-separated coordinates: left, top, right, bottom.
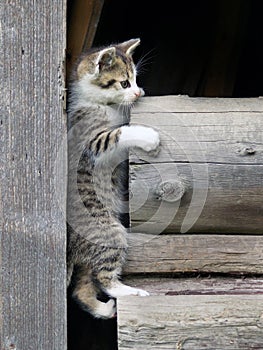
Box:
96, 269, 149, 298
88, 125, 160, 158
91, 245, 149, 298
119, 125, 160, 152
73, 266, 116, 319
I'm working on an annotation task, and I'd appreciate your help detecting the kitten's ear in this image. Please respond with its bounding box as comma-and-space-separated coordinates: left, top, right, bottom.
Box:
118, 38, 140, 56
95, 47, 116, 73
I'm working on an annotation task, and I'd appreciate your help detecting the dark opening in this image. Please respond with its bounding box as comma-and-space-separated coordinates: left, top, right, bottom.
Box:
94, 0, 263, 97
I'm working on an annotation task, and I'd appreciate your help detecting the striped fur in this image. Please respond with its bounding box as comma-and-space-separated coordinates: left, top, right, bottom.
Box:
67, 39, 159, 319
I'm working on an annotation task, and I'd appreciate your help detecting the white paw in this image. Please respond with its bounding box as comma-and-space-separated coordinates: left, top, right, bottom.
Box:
95, 299, 116, 319
120, 125, 160, 152
107, 283, 150, 298
132, 287, 150, 296
138, 127, 160, 152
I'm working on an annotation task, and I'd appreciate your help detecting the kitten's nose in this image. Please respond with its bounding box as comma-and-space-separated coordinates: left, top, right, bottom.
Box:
134, 88, 144, 98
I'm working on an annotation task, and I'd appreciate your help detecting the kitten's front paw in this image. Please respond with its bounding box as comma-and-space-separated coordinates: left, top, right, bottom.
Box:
120, 125, 160, 153
137, 127, 160, 152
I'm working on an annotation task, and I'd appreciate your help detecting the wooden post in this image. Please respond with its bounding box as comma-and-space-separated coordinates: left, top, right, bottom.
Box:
0, 1, 67, 349
67, 0, 104, 75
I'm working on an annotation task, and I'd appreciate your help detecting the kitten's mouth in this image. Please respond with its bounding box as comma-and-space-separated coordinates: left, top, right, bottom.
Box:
131, 93, 143, 103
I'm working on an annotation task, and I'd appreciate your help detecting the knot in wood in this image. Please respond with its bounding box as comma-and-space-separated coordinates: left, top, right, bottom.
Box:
238, 146, 256, 156
156, 180, 185, 202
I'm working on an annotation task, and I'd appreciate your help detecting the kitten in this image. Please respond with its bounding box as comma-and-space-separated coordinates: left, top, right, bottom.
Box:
67, 38, 159, 319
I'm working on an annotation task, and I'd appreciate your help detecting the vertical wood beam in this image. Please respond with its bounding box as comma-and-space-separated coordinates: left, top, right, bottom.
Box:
67, 0, 104, 75
0, 1, 67, 349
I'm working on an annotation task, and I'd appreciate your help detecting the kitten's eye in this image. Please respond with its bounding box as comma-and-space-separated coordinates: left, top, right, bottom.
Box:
120, 80, 131, 89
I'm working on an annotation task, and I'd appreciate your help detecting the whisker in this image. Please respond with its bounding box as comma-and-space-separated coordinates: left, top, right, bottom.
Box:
119, 99, 133, 123
136, 48, 157, 75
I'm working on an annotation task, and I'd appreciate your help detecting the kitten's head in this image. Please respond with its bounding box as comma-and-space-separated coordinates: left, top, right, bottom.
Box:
73, 39, 144, 105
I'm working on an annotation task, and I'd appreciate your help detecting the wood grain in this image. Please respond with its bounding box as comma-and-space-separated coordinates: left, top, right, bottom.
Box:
124, 233, 263, 275
129, 96, 263, 234
1, 1, 67, 349
132, 96, 263, 113
130, 162, 263, 234
123, 276, 263, 296
118, 294, 263, 349
67, 0, 104, 74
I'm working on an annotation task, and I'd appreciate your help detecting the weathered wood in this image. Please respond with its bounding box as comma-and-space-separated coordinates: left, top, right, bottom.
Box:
130, 96, 263, 234
67, 0, 104, 74
118, 294, 263, 350
1, 1, 67, 349
130, 113, 263, 165
130, 163, 263, 234
132, 95, 263, 113
123, 276, 263, 296
124, 233, 263, 275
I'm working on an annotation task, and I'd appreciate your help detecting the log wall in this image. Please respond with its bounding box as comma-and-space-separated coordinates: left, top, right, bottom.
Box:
129, 96, 263, 234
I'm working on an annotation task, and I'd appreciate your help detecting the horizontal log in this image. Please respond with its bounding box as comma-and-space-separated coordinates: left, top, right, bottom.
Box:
129, 96, 263, 234
123, 276, 263, 296
130, 112, 263, 165
130, 163, 263, 234
117, 294, 263, 350
124, 233, 263, 274
133, 95, 263, 113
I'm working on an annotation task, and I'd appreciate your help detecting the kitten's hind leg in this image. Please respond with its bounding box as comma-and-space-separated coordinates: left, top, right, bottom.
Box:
93, 247, 149, 300
73, 266, 116, 319
96, 270, 149, 298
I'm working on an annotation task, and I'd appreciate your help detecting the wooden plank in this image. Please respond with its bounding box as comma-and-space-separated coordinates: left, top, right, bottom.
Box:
131, 100, 263, 165
130, 163, 263, 234
118, 294, 263, 350
130, 113, 263, 165
67, 0, 104, 74
123, 276, 263, 296
132, 96, 263, 113
124, 234, 263, 275
129, 96, 263, 234
1, 1, 67, 349
82, 0, 104, 51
